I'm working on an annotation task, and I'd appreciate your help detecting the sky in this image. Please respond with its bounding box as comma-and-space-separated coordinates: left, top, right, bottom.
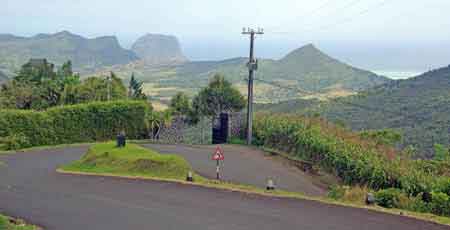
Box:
1, 0, 450, 73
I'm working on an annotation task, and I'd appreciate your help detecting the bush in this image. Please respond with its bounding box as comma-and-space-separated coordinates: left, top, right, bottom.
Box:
433, 177, 450, 196
328, 185, 346, 200
0, 133, 31, 150
430, 192, 450, 216
253, 113, 450, 217
253, 114, 398, 189
375, 188, 402, 208
0, 100, 152, 150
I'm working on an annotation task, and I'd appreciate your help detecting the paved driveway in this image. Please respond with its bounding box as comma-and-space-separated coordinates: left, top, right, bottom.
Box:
142, 144, 326, 196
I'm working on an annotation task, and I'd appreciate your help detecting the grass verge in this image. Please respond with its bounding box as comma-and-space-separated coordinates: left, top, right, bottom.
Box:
58, 142, 450, 227
0, 214, 39, 230
61, 142, 203, 181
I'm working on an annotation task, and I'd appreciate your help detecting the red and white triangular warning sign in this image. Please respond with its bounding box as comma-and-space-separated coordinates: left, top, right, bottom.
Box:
212, 146, 224, 161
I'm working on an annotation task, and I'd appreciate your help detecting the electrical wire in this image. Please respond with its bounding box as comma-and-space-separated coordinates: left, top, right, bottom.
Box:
269, 0, 391, 35
269, 0, 335, 32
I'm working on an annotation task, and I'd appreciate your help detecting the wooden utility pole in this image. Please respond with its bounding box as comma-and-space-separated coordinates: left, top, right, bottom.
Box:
242, 27, 263, 145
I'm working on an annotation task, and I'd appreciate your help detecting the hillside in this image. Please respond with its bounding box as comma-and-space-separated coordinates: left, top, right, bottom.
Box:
257, 65, 450, 157
258, 44, 389, 92
0, 31, 138, 72
131, 34, 187, 65
97, 44, 390, 102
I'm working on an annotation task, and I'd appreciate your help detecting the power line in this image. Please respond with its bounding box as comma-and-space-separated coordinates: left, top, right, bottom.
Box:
270, 0, 391, 35
269, 0, 335, 32
305, 0, 390, 33
269, 0, 364, 33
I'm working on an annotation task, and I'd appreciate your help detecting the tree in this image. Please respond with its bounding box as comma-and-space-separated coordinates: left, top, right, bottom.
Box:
128, 73, 146, 100
0, 81, 41, 109
192, 74, 245, 118
14, 59, 56, 84
71, 72, 127, 103
57, 60, 73, 78
169, 92, 191, 116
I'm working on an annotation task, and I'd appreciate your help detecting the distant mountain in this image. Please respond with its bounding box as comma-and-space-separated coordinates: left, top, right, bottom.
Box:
0, 31, 138, 72
258, 65, 450, 157
131, 34, 187, 65
262, 44, 390, 92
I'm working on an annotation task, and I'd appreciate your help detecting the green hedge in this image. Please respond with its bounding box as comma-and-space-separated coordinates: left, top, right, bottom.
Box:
253, 113, 450, 216
0, 100, 151, 150
253, 113, 398, 189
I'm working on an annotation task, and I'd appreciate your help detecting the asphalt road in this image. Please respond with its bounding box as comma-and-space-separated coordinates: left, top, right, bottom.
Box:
142, 144, 326, 196
0, 147, 449, 230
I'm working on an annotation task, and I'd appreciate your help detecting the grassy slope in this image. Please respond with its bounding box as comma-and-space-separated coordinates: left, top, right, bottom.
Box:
255, 65, 450, 157
62, 142, 200, 181
0, 215, 38, 230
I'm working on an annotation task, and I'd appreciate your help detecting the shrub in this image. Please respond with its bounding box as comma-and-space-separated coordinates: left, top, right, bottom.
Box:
0, 100, 152, 150
0, 133, 31, 150
328, 185, 346, 200
407, 195, 431, 213
252, 114, 449, 192
252, 114, 399, 190
375, 188, 402, 208
433, 177, 450, 196
430, 192, 450, 216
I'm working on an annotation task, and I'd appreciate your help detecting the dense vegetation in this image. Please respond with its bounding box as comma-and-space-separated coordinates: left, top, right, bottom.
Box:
0, 59, 147, 111
62, 142, 197, 181
0, 100, 150, 150
252, 113, 450, 216
255, 65, 450, 158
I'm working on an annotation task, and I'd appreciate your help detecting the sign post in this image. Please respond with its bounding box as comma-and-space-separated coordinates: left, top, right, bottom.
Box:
212, 146, 225, 180
216, 159, 220, 180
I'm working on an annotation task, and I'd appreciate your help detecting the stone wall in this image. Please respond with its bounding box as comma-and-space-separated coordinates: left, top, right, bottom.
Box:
154, 112, 245, 145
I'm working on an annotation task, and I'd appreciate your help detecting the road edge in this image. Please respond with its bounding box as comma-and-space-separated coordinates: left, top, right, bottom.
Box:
56, 168, 450, 227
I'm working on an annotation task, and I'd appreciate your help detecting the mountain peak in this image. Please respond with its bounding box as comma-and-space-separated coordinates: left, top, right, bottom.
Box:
300, 43, 318, 50
280, 43, 329, 63
131, 33, 188, 64
55, 30, 74, 36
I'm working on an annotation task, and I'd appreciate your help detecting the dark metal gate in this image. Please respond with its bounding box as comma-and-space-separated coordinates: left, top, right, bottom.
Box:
212, 113, 229, 144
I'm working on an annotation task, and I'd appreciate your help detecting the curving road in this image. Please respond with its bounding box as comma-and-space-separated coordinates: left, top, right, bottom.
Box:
0, 146, 448, 230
